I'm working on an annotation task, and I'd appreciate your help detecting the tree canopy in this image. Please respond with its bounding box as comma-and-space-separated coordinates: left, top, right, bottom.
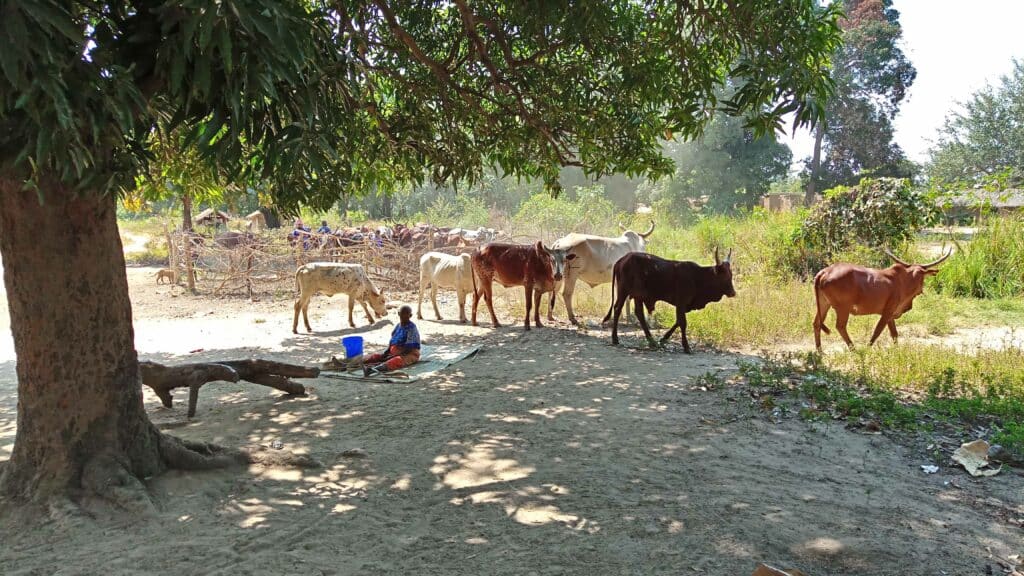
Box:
927, 59, 1024, 188
3, 1, 841, 210
804, 0, 915, 200
643, 112, 792, 214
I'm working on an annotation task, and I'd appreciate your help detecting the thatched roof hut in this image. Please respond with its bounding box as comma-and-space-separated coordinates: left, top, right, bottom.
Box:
194, 208, 231, 226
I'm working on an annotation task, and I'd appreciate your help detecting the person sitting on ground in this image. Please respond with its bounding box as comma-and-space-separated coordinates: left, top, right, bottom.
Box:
363, 305, 421, 376
316, 220, 331, 235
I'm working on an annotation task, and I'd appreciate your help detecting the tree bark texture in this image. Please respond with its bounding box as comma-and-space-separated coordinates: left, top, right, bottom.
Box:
0, 178, 284, 510
140, 359, 315, 418
0, 178, 168, 503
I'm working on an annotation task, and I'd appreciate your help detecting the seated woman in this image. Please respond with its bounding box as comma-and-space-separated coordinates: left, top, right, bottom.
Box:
363, 305, 421, 376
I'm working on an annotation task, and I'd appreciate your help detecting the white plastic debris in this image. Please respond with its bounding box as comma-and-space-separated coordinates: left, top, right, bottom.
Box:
921, 465, 939, 474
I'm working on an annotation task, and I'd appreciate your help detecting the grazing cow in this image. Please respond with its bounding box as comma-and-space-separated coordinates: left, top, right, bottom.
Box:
549, 220, 656, 324
603, 249, 736, 353
417, 252, 475, 323
214, 231, 257, 249
292, 262, 387, 333
813, 248, 951, 350
472, 241, 574, 330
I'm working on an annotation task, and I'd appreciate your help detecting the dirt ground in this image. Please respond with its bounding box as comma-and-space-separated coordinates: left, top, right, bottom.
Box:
1, 265, 1022, 576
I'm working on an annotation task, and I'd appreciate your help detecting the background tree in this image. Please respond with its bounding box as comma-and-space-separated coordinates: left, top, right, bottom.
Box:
643, 112, 792, 214
0, 1, 840, 509
804, 0, 917, 204
927, 60, 1024, 188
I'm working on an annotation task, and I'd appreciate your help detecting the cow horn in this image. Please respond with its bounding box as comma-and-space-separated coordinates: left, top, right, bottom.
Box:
618, 222, 627, 232
922, 248, 953, 269
714, 247, 720, 265
639, 220, 656, 239
882, 247, 911, 267
725, 248, 732, 263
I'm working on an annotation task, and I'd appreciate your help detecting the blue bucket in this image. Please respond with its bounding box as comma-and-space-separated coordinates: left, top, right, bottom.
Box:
341, 336, 364, 359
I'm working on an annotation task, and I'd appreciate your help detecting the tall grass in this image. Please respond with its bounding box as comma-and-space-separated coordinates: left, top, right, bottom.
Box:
931, 215, 1024, 298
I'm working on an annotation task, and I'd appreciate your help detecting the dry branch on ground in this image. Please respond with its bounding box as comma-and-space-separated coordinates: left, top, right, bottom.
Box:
140, 359, 318, 417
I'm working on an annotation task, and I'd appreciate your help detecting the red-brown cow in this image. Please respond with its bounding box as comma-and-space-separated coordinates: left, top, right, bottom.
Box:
603, 249, 736, 353
471, 241, 574, 330
813, 248, 951, 350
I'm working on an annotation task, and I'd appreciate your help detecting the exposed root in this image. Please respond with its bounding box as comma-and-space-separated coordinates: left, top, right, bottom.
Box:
81, 453, 157, 517
158, 434, 248, 471
159, 434, 322, 471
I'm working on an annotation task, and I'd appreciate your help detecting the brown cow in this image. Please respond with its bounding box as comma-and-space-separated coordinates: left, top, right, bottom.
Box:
471, 241, 574, 330
813, 248, 951, 350
603, 249, 736, 353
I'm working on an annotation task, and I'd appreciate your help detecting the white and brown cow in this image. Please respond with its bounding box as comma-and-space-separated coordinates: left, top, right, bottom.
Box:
417, 252, 475, 323
548, 220, 655, 325
292, 262, 387, 333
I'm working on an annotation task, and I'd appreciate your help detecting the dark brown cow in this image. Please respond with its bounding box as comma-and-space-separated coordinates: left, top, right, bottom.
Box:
813, 248, 951, 350
471, 241, 574, 330
603, 249, 736, 353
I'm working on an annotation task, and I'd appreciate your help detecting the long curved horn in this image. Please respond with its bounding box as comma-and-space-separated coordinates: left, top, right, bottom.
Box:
922, 249, 953, 269
714, 247, 720, 265
618, 222, 626, 232
639, 220, 656, 239
724, 248, 732, 263
882, 247, 911, 267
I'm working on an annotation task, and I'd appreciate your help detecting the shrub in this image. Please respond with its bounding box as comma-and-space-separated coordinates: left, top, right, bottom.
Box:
931, 215, 1024, 298
794, 177, 940, 271
512, 185, 621, 239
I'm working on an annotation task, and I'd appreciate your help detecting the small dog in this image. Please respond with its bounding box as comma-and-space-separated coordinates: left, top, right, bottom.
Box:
155, 269, 178, 285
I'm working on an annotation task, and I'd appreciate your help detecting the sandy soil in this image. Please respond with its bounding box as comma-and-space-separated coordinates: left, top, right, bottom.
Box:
1, 266, 1022, 575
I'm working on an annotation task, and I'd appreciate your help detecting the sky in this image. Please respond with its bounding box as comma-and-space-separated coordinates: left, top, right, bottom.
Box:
782, 0, 1024, 169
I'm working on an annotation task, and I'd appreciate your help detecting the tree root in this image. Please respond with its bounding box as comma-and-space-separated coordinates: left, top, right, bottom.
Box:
140, 359, 318, 418
159, 434, 322, 471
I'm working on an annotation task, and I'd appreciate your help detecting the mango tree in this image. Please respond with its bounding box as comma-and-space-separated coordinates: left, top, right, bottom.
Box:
0, 0, 839, 510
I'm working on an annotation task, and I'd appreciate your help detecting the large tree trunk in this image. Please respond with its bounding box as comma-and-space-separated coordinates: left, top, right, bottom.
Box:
0, 177, 245, 510
805, 121, 825, 207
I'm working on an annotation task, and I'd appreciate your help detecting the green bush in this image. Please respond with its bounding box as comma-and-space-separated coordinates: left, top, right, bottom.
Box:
512, 185, 621, 239
794, 177, 940, 273
931, 215, 1024, 298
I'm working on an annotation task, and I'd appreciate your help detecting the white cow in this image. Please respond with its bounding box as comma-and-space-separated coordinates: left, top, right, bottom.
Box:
417, 252, 475, 323
548, 220, 656, 325
293, 262, 387, 333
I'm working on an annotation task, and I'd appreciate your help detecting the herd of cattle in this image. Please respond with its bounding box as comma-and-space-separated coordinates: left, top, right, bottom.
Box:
292, 223, 499, 250
290, 220, 954, 353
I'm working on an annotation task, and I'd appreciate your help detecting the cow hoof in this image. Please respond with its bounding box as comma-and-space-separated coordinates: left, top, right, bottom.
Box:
460, 318, 467, 324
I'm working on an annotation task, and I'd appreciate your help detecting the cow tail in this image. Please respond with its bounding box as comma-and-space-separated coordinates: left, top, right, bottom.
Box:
813, 270, 831, 335
602, 266, 617, 324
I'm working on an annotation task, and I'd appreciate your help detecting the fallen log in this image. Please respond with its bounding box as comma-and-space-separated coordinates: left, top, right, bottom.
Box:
140, 359, 319, 418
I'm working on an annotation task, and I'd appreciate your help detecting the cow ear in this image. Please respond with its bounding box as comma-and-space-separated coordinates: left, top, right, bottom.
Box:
566, 253, 578, 261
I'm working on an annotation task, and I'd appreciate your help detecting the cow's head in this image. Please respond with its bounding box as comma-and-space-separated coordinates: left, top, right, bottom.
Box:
536, 241, 576, 282
713, 248, 737, 298
367, 287, 388, 318
884, 248, 952, 297
619, 220, 656, 251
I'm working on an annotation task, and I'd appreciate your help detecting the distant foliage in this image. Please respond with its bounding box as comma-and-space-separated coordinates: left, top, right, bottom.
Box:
797, 177, 939, 260
413, 195, 492, 228
928, 60, 1024, 188
512, 186, 621, 240
931, 216, 1024, 298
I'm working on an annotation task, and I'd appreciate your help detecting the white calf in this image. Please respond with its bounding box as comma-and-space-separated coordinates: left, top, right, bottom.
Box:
417, 252, 474, 323
293, 262, 387, 333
